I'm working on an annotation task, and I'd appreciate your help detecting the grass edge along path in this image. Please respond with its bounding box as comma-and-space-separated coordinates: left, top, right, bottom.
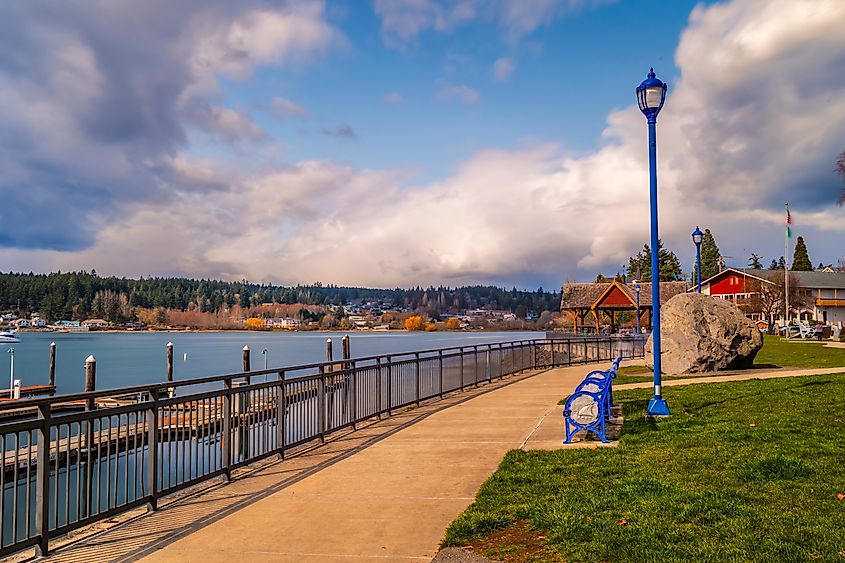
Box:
443, 374, 845, 563
612, 335, 845, 385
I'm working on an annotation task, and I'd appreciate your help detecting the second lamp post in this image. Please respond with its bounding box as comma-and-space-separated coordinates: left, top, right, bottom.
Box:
692, 226, 703, 293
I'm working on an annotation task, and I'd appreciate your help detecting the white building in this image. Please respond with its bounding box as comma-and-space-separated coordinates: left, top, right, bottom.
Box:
267, 317, 302, 329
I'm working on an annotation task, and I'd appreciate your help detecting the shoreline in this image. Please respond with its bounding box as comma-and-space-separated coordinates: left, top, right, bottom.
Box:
12, 327, 539, 335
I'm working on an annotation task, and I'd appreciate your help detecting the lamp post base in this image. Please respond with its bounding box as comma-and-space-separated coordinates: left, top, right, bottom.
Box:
647, 397, 671, 417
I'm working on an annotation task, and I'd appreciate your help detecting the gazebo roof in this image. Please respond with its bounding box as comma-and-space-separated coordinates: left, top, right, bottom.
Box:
561, 280, 688, 310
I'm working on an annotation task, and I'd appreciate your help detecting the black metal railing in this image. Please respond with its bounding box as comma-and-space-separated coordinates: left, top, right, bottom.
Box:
0, 336, 645, 556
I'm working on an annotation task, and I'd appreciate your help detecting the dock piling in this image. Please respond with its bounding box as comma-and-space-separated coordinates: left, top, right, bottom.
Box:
85, 355, 96, 395
242, 345, 250, 384
341, 335, 350, 363
166, 342, 174, 382
49, 342, 56, 387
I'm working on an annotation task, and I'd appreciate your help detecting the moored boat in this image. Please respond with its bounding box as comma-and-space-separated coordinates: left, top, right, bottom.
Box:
0, 329, 20, 343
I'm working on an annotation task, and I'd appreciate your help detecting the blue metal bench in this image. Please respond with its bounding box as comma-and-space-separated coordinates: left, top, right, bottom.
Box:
562, 356, 621, 444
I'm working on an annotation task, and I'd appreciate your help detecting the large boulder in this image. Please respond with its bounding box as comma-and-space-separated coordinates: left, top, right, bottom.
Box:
646, 292, 763, 374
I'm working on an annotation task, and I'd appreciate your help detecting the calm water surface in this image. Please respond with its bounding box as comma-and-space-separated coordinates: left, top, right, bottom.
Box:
0, 331, 542, 394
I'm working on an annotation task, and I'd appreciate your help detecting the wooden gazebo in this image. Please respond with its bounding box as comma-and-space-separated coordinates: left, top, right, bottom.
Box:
560, 279, 688, 332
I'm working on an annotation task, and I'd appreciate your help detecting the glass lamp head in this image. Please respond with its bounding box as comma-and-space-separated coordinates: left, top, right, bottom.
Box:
692, 226, 704, 246
636, 68, 667, 121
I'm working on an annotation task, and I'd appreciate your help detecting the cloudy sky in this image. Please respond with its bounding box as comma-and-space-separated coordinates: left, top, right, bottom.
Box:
1, 0, 843, 290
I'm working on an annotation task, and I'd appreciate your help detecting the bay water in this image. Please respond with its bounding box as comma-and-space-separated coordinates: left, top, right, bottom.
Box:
0, 331, 542, 395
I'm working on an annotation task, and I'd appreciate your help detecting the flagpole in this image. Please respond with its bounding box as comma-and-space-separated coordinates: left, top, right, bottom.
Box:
784, 202, 790, 331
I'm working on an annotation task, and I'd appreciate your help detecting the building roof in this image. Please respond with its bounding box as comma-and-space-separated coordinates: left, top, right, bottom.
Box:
697, 268, 774, 289
561, 280, 687, 310
735, 269, 845, 290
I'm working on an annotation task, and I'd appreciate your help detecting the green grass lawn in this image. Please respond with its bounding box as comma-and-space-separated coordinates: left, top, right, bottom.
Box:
613, 335, 845, 385
444, 374, 845, 562
755, 335, 845, 368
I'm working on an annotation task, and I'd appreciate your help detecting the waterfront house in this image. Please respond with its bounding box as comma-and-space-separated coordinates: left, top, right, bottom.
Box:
82, 318, 109, 328
698, 268, 845, 326
53, 320, 89, 332
11, 319, 30, 329
266, 317, 302, 329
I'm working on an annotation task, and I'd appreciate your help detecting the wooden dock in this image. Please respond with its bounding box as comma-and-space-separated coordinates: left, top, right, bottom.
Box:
0, 393, 293, 477
0, 384, 56, 400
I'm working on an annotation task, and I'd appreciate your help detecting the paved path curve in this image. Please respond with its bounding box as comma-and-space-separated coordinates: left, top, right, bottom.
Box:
135, 365, 590, 562
36, 364, 591, 563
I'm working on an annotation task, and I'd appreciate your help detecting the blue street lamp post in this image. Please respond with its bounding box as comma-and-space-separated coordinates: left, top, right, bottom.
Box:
692, 226, 704, 293
636, 68, 670, 417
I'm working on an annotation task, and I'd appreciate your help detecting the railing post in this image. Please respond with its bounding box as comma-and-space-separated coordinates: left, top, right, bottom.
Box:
386, 356, 392, 415
222, 378, 232, 482
415, 353, 421, 407
567, 339, 572, 366
319, 366, 326, 442
438, 350, 443, 399
459, 348, 465, 390
474, 345, 480, 388
497, 343, 502, 379
277, 371, 286, 459
376, 356, 383, 420
350, 360, 358, 429
35, 403, 51, 556
324, 339, 333, 432
485, 347, 490, 384
551, 339, 556, 367
343, 336, 353, 428
146, 392, 159, 510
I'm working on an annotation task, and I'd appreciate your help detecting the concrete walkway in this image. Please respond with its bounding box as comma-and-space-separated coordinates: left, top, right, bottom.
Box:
39, 364, 590, 563
137, 365, 588, 562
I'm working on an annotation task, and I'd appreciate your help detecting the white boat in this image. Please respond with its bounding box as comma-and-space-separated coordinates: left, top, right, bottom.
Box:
0, 329, 20, 343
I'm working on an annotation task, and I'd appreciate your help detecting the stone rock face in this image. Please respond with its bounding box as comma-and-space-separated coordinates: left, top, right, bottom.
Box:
646, 292, 763, 375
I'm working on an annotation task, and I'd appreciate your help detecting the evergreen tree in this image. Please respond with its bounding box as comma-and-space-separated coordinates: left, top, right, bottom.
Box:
769, 258, 778, 270
748, 253, 763, 269
791, 236, 813, 271
627, 240, 683, 282
778, 256, 786, 269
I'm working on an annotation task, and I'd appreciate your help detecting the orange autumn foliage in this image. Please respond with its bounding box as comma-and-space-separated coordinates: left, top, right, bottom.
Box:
245, 317, 266, 330
404, 315, 424, 331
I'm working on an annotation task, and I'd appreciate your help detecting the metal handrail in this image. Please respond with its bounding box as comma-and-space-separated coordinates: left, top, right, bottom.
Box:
0, 336, 645, 556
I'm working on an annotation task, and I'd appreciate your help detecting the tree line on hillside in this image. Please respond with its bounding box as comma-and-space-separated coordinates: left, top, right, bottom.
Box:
0, 271, 560, 324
